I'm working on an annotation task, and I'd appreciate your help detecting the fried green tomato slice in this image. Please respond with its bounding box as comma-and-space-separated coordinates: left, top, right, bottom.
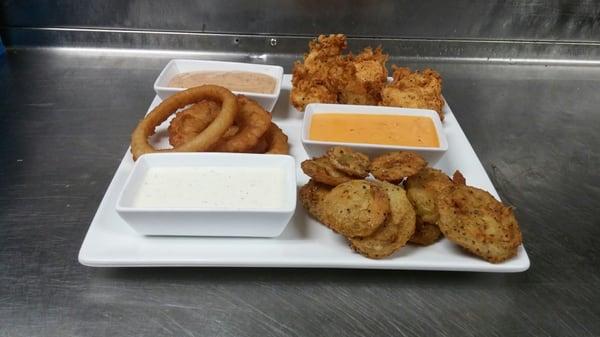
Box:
369, 151, 427, 183
437, 184, 522, 263
405, 167, 453, 225
299, 179, 332, 222
321, 180, 390, 237
452, 170, 466, 185
326, 146, 370, 178
301, 157, 354, 186
409, 219, 442, 246
349, 181, 416, 259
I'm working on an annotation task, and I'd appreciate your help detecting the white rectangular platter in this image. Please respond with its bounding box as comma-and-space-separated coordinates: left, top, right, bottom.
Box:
78, 75, 530, 272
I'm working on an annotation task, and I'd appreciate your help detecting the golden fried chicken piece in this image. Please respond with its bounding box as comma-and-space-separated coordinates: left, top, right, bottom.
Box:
291, 34, 348, 111
291, 34, 389, 110
303, 34, 347, 67
338, 47, 388, 106
380, 66, 445, 120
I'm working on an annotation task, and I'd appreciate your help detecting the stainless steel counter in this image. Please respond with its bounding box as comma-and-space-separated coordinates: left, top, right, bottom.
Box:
1, 45, 599, 336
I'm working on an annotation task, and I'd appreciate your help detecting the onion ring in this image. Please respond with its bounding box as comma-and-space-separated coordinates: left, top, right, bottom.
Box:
264, 123, 289, 154
212, 96, 272, 152
168, 100, 221, 147
248, 137, 269, 153
130, 85, 238, 160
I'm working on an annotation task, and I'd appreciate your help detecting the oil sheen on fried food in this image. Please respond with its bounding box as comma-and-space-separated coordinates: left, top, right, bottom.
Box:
132, 167, 285, 209
168, 71, 276, 94
309, 113, 440, 147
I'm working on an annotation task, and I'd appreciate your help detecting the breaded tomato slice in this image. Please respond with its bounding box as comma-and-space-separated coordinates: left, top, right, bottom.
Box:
437, 184, 522, 263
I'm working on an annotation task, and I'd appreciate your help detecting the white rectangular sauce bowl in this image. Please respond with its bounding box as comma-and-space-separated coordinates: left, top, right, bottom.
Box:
116, 153, 297, 237
153, 59, 283, 111
301, 103, 448, 162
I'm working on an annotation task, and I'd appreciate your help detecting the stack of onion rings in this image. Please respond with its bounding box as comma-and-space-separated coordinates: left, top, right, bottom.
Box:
130, 85, 289, 160
212, 96, 272, 152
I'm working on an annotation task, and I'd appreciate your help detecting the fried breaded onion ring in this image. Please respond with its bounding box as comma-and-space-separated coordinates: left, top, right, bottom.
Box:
212, 96, 272, 152
131, 85, 238, 160
264, 123, 289, 155
168, 100, 221, 147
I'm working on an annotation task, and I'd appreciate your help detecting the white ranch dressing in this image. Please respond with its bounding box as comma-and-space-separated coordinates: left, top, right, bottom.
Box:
132, 167, 285, 209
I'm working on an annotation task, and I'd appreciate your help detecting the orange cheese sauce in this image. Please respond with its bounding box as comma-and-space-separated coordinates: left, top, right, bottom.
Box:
309, 113, 440, 147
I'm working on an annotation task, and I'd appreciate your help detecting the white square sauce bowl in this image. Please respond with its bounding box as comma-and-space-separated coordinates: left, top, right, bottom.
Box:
301, 103, 448, 162
116, 153, 296, 237
153, 59, 283, 111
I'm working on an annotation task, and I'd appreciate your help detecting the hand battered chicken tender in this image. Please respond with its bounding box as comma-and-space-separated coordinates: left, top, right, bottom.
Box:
369, 151, 427, 183
437, 185, 522, 263
299, 179, 332, 222
380, 66, 445, 120
301, 157, 354, 186
349, 181, 416, 259
321, 180, 390, 237
291, 34, 389, 111
291, 34, 349, 111
326, 146, 370, 178
337, 47, 388, 106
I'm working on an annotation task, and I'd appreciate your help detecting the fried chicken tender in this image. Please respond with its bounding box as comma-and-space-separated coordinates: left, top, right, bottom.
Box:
369, 151, 427, 183
349, 181, 416, 259
437, 185, 522, 263
381, 66, 445, 120
291, 34, 388, 110
299, 179, 332, 222
291, 34, 348, 111
326, 146, 370, 178
321, 180, 390, 237
337, 47, 388, 106
301, 157, 354, 186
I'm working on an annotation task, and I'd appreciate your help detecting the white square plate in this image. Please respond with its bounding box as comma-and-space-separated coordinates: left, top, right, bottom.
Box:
78, 75, 530, 272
